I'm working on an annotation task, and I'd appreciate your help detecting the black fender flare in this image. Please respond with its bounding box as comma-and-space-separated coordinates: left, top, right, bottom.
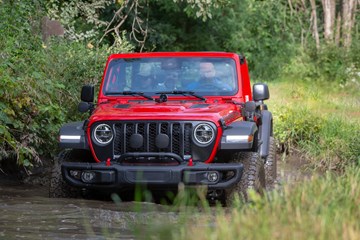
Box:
59, 121, 89, 150
220, 121, 258, 150
259, 110, 273, 158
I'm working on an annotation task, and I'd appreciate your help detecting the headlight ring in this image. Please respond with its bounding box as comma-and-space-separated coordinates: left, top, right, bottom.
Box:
193, 123, 215, 146
93, 123, 113, 145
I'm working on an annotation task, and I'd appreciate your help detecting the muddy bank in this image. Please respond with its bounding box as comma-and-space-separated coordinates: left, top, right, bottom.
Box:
277, 150, 314, 185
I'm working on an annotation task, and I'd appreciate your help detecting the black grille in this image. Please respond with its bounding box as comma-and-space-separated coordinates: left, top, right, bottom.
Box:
113, 122, 193, 157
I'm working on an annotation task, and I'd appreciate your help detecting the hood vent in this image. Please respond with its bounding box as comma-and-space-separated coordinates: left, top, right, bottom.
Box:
114, 104, 130, 109
189, 104, 210, 109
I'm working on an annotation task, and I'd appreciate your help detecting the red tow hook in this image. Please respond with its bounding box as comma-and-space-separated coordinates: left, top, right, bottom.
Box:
187, 158, 194, 166
106, 158, 111, 166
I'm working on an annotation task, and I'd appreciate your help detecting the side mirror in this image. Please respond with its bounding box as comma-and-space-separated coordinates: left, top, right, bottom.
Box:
253, 83, 269, 101
81, 85, 94, 102
78, 101, 91, 113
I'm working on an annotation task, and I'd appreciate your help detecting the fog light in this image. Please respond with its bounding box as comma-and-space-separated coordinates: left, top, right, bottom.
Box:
207, 171, 219, 182
69, 170, 82, 179
81, 171, 96, 182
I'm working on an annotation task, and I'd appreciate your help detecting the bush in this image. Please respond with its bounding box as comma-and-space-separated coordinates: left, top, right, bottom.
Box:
0, 1, 133, 167
282, 44, 360, 85
274, 106, 323, 154
309, 118, 360, 170
272, 82, 360, 170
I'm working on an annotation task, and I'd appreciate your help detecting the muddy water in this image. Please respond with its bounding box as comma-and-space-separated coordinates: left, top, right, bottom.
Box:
0, 153, 311, 239
0, 179, 179, 239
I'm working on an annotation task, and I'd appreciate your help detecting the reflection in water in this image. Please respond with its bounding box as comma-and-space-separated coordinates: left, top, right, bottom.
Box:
0, 180, 178, 239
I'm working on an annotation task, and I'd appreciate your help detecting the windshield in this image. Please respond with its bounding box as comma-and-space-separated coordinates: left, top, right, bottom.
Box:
103, 57, 238, 96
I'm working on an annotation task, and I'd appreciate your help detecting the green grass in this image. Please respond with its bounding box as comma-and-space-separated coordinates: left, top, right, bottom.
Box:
268, 80, 360, 124
157, 166, 360, 240
268, 80, 360, 170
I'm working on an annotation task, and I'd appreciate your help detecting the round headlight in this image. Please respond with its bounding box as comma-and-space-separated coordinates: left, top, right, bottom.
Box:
93, 124, 113, 145
193, 123, 215, 145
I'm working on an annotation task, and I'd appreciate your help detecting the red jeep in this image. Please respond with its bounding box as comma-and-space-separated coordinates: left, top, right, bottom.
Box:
49, 52, 276, 205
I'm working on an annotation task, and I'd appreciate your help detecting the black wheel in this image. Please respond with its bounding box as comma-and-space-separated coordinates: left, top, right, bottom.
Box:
223, 152, 266, 206
264, 137, 277, 189
49, 150, 89, 198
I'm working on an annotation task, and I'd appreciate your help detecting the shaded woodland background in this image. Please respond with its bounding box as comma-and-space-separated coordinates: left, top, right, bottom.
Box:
0, 0, 359, 169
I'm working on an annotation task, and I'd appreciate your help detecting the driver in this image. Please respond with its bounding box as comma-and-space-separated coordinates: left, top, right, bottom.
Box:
186, 62, 232, 91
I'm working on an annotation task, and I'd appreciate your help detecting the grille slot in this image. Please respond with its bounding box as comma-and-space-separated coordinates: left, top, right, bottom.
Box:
114, 122, 193, 158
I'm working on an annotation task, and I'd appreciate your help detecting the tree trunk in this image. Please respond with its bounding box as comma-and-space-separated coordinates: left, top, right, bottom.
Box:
322, 0, 336, 42
335, 12, 342, 46
310, 0, 320, 49
342, 0, 357, 48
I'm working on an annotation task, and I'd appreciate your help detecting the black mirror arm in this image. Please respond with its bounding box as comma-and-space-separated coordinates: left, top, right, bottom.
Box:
88, 103, 95, 115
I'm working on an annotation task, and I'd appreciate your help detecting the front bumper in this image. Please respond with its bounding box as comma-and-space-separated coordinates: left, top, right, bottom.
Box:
62, 161, 243, 190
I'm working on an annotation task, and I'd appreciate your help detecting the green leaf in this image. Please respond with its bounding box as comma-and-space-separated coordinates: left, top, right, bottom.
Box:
23, 159, 32, 167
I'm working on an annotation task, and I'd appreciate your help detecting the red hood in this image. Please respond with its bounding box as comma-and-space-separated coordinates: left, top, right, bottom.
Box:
89, 100, 242, 126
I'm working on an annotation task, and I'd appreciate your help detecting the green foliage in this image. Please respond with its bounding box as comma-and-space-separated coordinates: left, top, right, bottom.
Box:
45, 0, 113, 41
283, 44, 360, 85
223, 0, 298, 80
173, 0, 231, 21
159, 166, 360, 240
271, 81, 360, 170
274, 107, 323, 153
275, 107, 360, 169
0, 0, 133, 167
304, 118, 360, 169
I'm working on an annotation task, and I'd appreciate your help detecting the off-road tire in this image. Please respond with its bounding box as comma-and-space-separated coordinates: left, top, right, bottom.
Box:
49, 150, 84, 198
264, 137, 277, 189
223, 152, 266, 206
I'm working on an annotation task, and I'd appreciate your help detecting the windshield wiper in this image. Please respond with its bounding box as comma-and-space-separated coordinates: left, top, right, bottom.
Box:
155, 91, 206, 101
106, 91, 154, 100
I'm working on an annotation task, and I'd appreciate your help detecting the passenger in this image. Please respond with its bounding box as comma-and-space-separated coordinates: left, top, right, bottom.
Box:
186, 62, 232, 91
